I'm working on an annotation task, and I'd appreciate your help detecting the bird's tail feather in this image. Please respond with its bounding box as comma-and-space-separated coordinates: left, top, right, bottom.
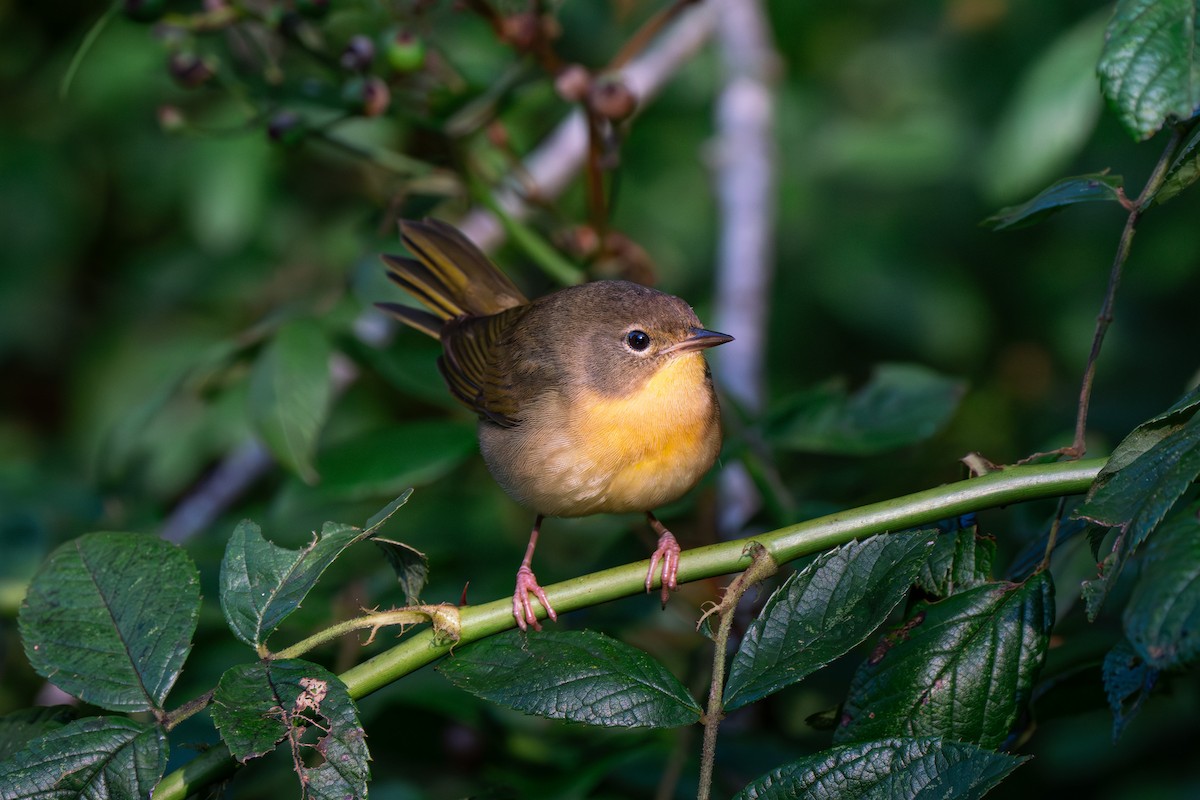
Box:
378, 219, 527, 338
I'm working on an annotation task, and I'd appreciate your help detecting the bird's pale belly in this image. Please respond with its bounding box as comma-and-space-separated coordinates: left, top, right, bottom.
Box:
479, 353, 722, 517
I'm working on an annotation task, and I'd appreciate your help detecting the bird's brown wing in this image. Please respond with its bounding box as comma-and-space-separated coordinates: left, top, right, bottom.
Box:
439, 305, 532, 427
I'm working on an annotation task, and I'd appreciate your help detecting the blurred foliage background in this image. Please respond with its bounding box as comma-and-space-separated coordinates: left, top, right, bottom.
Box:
2, 0, 1199, 797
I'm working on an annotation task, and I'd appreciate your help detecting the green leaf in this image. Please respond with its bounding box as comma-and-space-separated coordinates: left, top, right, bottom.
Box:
1153, 121, 1200, 205
981, 173, 1124, 230
835, 572, 1054, 749
373, 538, 429, 604
0, 707, 75, 763
18, 532, 200, 712
248, 318, 332, 484
0, 716, 167, 799
768, 364, 965, 456
1122, 501, 1200, 668
220, 519, 369, 649
211, 659, 369, 800
1103, 638, 1158, 741
314, 420, 477, 500
732, 736, 1027, 800
1098, 0, 1200, 141
916, 527, 996, 597
723, 533, 936, 711
438, 630, 702, 728
1075, 403, 1200, 616
980, 10, 1107, 202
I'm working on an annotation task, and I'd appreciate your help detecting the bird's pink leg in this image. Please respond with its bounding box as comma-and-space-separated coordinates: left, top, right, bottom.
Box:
513, 515, 557, 631
645, 512, 681, 607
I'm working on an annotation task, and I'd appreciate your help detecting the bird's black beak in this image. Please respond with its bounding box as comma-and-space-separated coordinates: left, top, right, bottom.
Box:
664, 327, 735, 355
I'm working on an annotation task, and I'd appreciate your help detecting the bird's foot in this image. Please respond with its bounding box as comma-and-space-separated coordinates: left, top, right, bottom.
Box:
512, 564, 557, 631
645, 525, 681, 607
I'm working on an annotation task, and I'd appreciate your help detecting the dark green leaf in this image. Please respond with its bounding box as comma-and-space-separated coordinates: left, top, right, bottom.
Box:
220, 519, 369, 649
1098, 0, 1200, 141
364, 489, 415, 533
0, 707, 75, 763
1153, 121, 1200, 205
1103, 638, 1158, 741
0, 716, 166, 799
1075, 408, 1200, 615
248, 318, 332, 484
732, 736, 1027, 800
314, 421, 476, 500
723, 533, 936, 711
981, 173, 1124, 230
769, 364, 965, 456
18, 532, 200, 712
211, 659, 369, 800
373, 538, 429, 604
438, 630, 702, 728
835, 573, 1054, 748
1122, 501, 1200, 668
917, 527, 996, 597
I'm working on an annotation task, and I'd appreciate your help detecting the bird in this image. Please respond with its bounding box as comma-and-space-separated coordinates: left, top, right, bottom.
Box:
378, 218, 732, 630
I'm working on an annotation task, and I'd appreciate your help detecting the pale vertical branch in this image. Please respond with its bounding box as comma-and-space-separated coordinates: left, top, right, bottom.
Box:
711, 0, 779, 536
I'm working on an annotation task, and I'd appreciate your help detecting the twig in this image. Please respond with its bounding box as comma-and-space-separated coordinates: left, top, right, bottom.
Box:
696, 542, 778, 800
1070, 124, 1185, 456
458, 2, 717, 248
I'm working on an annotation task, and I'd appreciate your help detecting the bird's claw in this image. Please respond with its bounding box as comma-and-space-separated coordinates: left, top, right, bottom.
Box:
513, 564, 557, 631
645, 529, 681, 607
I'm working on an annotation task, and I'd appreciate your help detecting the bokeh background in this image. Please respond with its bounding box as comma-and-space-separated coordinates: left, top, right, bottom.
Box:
2, 0, 1199, 797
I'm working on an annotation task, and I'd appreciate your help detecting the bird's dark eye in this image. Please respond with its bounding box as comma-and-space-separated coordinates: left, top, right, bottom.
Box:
626, 330, 651, 352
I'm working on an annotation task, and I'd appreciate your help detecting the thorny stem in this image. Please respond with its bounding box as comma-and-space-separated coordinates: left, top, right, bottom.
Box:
152, 458, 1103, 800
1071, 124, 1186, 456
697, 543, 778, 800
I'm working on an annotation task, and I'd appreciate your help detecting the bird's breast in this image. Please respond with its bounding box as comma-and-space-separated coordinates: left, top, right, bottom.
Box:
479, 352, 722, 517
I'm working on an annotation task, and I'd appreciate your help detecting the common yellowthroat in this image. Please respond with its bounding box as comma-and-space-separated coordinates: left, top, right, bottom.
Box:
379, 219, 732, 630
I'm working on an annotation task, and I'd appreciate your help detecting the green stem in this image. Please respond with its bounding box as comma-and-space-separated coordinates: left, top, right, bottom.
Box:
152, 457, 1103, 800
1071, 125, 1185, 455
697, 543, 778, 800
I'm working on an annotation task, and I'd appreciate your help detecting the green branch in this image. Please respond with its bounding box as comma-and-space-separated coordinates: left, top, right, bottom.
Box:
153, 456, 1103, 799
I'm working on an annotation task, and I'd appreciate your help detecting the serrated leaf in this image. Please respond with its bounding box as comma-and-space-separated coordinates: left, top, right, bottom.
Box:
1098, 0, 1200, 141
248, 318, 332, 484
1103, 638, 1158, 741
211, 659, 369, 799
314, 421, 476, 500
835, 572, 1054, 749
220, 519, 370, 649
769, 364, 965, 456
723, 534, 935, 711
732, 736, 1028, 800
982, 173, 1125, 230
1153, 121, 1200, 205
1122, 501, 1200, 668
438, 630, 702, 728
18, 532, 200, 712
917, 527, 996, 597
364, 489, 415, 533
1074, 409, 1200, 615
0, 716, 166, 800
0, 708, 75, 763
